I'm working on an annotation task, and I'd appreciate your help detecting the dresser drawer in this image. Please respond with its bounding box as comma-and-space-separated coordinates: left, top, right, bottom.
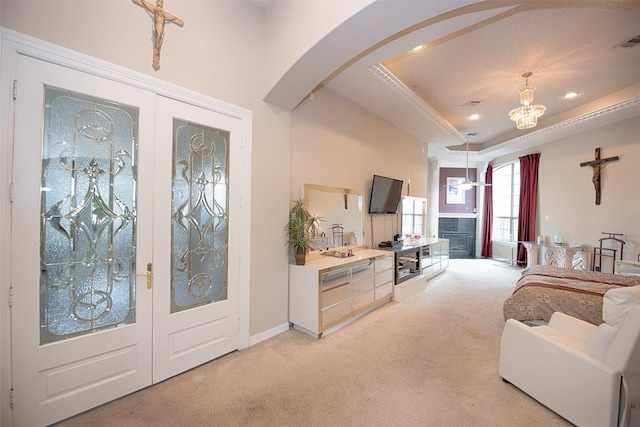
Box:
322, 283, 350, 309
322, 299, 350, 326
321, 267, 350, 289
375, 282, 393, 300
351, 260, 375, 281
352, 290, 374, 311
375, 269, 393, 286
421, 262, 440, 276
375, 257, 393, 272
352, 275, 374, 297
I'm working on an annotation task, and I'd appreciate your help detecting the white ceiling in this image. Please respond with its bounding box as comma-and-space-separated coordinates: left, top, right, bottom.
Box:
317, 1, 640, 161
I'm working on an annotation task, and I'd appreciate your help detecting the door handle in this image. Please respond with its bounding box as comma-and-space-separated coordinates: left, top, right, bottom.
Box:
136, 262, 153, 289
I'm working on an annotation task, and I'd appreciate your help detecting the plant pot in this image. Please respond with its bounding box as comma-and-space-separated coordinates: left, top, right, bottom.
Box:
295, 247, 306, 265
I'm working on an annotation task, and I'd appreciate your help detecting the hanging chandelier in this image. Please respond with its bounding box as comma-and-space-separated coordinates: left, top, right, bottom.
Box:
508, 72, 546, 129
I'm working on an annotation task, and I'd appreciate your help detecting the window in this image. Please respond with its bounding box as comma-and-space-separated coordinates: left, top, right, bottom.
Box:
401, 196, 427, 237
492, 162, 520, 243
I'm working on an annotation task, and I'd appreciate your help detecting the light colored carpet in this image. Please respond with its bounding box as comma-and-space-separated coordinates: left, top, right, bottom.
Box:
57, 259, 572, 426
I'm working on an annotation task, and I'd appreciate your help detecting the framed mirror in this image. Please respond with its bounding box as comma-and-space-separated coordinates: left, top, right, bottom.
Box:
304, 184, 364, 248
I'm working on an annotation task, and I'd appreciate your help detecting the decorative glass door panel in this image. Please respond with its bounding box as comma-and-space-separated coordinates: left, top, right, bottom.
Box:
40, 86, 138, 344
171, 119, 229, 313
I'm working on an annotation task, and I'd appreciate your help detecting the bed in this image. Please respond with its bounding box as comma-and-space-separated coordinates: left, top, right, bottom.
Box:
503, 265, 640, 325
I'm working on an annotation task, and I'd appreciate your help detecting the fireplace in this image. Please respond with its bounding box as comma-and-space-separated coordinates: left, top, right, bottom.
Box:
438, 217, 476, 259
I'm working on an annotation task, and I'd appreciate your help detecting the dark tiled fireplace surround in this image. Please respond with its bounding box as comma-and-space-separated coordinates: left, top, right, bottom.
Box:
439, 217, 476, 259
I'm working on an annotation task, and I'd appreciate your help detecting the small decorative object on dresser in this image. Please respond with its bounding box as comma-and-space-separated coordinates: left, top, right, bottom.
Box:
285, 199, 321, 266
553, 232, 563, 244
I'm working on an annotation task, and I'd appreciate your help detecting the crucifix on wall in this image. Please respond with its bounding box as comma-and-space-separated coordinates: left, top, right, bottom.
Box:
133, 0, 184, 71
579, 147, 619, 205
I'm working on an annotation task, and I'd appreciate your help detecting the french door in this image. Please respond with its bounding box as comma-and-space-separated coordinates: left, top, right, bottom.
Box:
152, 96, 241, 381
10, 54, 241, 426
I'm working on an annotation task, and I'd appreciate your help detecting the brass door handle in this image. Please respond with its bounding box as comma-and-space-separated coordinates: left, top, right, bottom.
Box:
136, 262, 153, 289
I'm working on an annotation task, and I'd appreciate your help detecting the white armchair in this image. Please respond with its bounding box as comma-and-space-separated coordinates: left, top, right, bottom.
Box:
499, 285, 640, 427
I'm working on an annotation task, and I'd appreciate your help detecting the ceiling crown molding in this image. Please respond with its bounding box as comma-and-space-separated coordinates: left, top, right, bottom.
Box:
480, 95, 640, 157
369, 64, 466, 144
436, 151, 492, 164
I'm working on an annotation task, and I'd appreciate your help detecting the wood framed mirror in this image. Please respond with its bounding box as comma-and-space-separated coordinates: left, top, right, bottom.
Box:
304, 184, 365, 248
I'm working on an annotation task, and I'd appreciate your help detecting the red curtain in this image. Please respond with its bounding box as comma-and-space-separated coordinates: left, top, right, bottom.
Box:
481, 165, 493, 257
516, 153, 540, 265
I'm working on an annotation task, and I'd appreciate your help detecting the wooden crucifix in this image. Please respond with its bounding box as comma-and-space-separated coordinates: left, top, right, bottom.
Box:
133, 0, 184, 71
580, 147, 619, 205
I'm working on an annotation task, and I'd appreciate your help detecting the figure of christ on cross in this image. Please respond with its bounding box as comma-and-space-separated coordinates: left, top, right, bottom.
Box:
133, 0, 184, 71
580, 147, 619, 205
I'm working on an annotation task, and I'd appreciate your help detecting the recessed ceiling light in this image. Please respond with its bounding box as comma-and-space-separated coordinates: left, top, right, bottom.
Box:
410, 45, 425, 52
469, 114, 480, 120
564, 92, 579, 99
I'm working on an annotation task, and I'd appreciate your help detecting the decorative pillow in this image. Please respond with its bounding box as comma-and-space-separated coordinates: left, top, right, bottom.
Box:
584, 323, 618, 361
603, 286, 640, 326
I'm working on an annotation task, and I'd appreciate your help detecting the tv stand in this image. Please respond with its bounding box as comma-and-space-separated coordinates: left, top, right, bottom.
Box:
381, 238, 449, 301
392, 246, 421, 284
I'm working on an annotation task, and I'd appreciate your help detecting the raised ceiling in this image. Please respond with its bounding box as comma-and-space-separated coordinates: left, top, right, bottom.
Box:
310, 1, 640, 160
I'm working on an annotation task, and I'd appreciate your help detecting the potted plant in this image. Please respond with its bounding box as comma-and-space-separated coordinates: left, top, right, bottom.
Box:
286, 199, 321, 265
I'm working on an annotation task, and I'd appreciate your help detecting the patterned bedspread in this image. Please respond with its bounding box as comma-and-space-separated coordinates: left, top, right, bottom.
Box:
503, 265, 640, 325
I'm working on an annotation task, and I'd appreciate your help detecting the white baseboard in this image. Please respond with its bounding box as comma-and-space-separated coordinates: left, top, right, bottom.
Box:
247, 322, 290, 347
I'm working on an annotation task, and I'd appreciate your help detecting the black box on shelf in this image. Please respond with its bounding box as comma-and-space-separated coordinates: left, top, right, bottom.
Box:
379, 241, 403, 249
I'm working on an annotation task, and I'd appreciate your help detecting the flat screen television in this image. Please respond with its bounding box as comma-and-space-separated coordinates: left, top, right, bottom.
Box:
368, 174, 404, 214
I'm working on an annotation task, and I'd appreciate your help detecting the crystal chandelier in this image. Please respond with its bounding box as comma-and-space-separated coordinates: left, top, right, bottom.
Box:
508, 72, 546, 129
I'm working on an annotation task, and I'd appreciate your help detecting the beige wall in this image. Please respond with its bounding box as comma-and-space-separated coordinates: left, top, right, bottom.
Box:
492, 116, 640, 264
262, 0, 372, 94
0, 1, 291, 337
291, 87, 429, 248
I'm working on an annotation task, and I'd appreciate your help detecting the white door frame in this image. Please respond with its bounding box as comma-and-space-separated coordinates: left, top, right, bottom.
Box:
0, 28, 252, 427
